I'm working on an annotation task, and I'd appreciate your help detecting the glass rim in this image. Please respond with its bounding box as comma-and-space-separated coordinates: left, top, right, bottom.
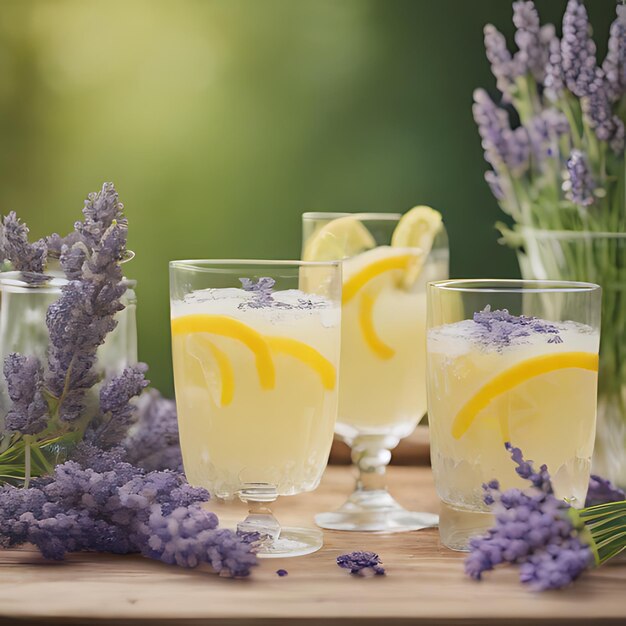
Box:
302, 211, 402, 221
520, 226, 626, 240
170, 258, 342, 272
428, 279, 601, 294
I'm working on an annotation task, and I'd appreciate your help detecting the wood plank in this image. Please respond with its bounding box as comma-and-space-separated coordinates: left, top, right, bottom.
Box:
0, 466, 625, 625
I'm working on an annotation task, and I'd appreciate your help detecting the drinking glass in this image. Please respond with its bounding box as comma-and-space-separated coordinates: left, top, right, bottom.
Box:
302, 212, 448, 531
427, 279, 601, 551
170, 259, 341, 557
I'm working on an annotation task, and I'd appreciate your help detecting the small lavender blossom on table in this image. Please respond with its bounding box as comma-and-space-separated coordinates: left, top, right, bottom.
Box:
466, 443, 626, 590
336, 551, 386, 576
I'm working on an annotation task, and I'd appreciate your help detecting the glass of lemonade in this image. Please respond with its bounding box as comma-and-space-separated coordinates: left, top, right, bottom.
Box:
302, 208, 449, 532
170, 259, 341, 557
427, 280, 601, 551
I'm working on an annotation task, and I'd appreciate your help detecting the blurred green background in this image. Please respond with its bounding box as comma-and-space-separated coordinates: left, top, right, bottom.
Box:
0, 0, 615, 395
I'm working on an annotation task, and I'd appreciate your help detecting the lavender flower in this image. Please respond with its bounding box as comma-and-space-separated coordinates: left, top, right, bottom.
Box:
484, 24, 519, 98
586, 474, 626, 507
0, 448, 257, 576
561, 0, 597, 97
45, 184, 128, 421
3, 354, 48, 435
564, 150, 596, 207
581, 70, 623, 153
276, 569, 288, 577
513, 1, 550, 82
123, 390, 183, 472
526, 109, 569, 163
472, 89, 529, 175
472, 305, 561, 347
603, 15, 626, 101
336, 551, 385, 576
87, 364, 149, 449
0, 212, 47, 277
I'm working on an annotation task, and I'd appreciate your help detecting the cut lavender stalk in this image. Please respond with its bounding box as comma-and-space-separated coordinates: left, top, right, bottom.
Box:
466, 445, 626, 590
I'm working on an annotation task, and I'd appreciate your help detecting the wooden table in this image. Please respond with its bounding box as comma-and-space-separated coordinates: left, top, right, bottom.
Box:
1, 466, 625, 625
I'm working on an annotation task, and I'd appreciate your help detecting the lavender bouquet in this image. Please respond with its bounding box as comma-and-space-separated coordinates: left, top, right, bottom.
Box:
474, 0, 626, 485
0, 184, 257, 577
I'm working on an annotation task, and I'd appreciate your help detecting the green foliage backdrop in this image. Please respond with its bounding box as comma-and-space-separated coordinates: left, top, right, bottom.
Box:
0, 0, 614, 395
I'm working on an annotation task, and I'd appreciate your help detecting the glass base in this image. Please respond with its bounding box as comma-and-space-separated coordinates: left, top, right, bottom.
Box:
254, 527, 323, 558
438, 501, 493, 551
315, 488, 438, 532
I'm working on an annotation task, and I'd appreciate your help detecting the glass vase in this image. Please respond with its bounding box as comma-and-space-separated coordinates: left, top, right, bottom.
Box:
0, 270, 137, 451
518, 228, 626, 487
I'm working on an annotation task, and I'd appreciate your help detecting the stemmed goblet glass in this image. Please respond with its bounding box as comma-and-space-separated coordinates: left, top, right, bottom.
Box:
302, 210, 448, 531
170, 259, 341, 556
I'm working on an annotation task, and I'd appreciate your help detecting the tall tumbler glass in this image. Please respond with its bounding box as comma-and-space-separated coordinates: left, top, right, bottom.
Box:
170, 260, 341, 557
427, 280, 601, 550
302, 210, 448, 531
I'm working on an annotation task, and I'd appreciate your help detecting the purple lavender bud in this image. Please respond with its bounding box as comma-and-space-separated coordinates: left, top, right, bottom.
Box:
561, 0, 597, 97
564, 150, 596, 207
513, 1, 550, 82
3, 354, 48, 435
276, 569, 288, 577
585, 474, 626, 507
473, 89, 529, 175
0, 212, 47, 277
484, 171, 505, 201
603, 16, 626, 101
484, 24, 526, 99
544, 37, 564, 101
337, 551, 386, 576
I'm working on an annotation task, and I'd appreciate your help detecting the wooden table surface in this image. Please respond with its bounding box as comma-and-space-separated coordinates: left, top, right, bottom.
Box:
1, 466, 625, 626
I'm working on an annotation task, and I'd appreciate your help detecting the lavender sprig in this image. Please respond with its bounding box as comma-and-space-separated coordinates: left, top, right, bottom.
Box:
603, 16, 626, 102
87, 364, 149, 449
45, 184, 128, 422
561, 0, 597, 98
466, 445, 626, 590
512, 1, 549, 83
0, 212, 47, 279
3, 354, 48, 436
585, 474, 626, 507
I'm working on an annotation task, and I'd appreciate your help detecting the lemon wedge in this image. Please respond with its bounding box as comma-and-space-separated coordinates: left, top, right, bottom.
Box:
451, 352, 599, 439
171, 314, 275, 390
342, 249, 422, 304
266, 336, 336, 390
358, 291, 395, 360
302, 215, 376, 261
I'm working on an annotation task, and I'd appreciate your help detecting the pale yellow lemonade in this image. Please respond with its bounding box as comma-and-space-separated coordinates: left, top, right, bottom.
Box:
303, 207, 448, 441
171, 287, 340, 499
337, 246, 445, 438
427, 313, 599, 512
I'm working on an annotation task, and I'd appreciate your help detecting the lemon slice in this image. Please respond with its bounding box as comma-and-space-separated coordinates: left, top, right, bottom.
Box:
194, 336, 235, 407
342, 250, 422, 304
172, 314, 275, 390
303, 215, 376, 261
358, 291, 394, 360
266, 336, 336, 390
392, 205, 443, 251
392, 206, 443, 287
451, 351, 599, 439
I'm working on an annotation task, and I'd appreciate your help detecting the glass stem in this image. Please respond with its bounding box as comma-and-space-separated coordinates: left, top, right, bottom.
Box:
351, 435, 396, 494
237, 488, 281, 540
